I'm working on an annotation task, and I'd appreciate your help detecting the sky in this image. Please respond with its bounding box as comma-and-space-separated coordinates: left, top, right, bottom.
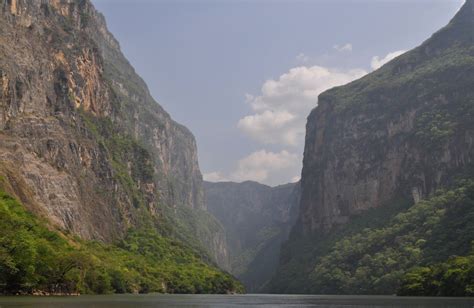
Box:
92, 0, 464, 186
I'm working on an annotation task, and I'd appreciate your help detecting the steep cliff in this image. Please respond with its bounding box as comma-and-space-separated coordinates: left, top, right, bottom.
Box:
205, 181, 300, 292
0, 0, 229, 286
271, 0, 474, 294
299, 0, 474, 234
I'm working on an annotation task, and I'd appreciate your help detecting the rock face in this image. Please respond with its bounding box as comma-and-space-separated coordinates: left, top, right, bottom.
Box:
205, 181, 300, 292
268, 0, 474, 294
0, 0, 208, 248
297, 0, 474, 235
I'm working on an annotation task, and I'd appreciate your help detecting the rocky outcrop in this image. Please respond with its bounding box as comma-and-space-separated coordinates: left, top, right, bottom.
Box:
0, 0, 205, 246
205, 181, 300, 292
297, 0, 474, 234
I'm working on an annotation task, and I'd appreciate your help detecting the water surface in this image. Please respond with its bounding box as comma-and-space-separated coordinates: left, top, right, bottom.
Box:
0, 294, 473, 307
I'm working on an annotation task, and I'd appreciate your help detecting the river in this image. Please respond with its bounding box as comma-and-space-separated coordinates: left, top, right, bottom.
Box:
0, 294, 474, 307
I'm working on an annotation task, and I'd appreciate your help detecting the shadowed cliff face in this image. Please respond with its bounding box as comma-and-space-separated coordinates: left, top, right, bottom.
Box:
0, 0, 205, 243
205, 181, 300, 292
298, 0, 474, 234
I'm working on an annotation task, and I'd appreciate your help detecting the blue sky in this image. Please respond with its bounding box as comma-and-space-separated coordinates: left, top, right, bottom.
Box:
93, 0, 463, 186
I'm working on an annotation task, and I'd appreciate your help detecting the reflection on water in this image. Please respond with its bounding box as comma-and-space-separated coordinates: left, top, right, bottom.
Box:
0, 294, 473, 308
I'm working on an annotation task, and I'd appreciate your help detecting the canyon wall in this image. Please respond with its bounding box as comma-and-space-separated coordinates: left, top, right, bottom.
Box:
205, 181, 300, 291
0, 0, 226, 265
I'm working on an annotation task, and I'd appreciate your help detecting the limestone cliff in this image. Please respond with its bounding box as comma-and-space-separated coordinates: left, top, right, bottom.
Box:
205, 181, 300, 292
298, 0, 474, 234
269, 0, 474, 294
0, 0, 217, 259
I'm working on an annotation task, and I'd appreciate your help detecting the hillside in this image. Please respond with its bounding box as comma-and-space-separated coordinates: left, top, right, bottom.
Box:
270, 0, 474, 295
0, 187, 242, 294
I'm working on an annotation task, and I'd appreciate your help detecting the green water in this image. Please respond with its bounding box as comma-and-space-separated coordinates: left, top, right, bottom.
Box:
0, 294, 473, 307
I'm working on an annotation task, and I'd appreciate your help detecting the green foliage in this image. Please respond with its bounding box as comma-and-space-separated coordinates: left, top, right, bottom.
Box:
271, 181, 474, 295
0, 191, 243, 295
310, 181, 474, 295
327, 45, 474, 113
75, 105, 244, 295
415, 110, 455, 148
398, 254, 474, 296
0, 190, 83, 294
270, 5, 474, 296
269, 198, 411, 294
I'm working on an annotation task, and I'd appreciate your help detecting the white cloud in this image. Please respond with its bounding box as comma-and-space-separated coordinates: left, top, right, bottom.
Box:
291, 175, 301, 183
371, 50, 407, 70
238, 65, 367, 147
223, 49, 410, 185
204, 150, 300, 186
238, 110, 299, 146
333, 43, 353, 52
232, 150, 297, 182
203, 171, 228, 182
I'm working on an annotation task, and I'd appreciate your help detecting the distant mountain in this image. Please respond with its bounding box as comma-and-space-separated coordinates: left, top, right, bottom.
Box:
270, 0, 474, 295
205, 181, 300, 292
0, 0, 239, 294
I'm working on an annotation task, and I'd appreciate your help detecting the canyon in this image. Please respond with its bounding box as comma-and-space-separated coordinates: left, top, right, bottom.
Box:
1, 0, 474, 297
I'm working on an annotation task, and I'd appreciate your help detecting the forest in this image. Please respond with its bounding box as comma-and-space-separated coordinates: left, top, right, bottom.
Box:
0, 188, 242, 295
270, 179, 474, 296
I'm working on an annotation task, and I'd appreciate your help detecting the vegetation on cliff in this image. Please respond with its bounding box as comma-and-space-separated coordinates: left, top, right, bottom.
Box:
0, 188, 243, 295
0, 0, 231, 272
398, 255, 474, 297
270, 179, 474, 296
79, 109, 228, 269
271, 0, 474, 296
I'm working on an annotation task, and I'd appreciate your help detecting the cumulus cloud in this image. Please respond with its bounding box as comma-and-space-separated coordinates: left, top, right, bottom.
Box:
333, 43, 353, 52
371, 50, 406, 70
238, 65, 367, 146
203, 150, 300, 186
222, 49, 410, 185
238, 110, 299, 146
231, 150, 298, 182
